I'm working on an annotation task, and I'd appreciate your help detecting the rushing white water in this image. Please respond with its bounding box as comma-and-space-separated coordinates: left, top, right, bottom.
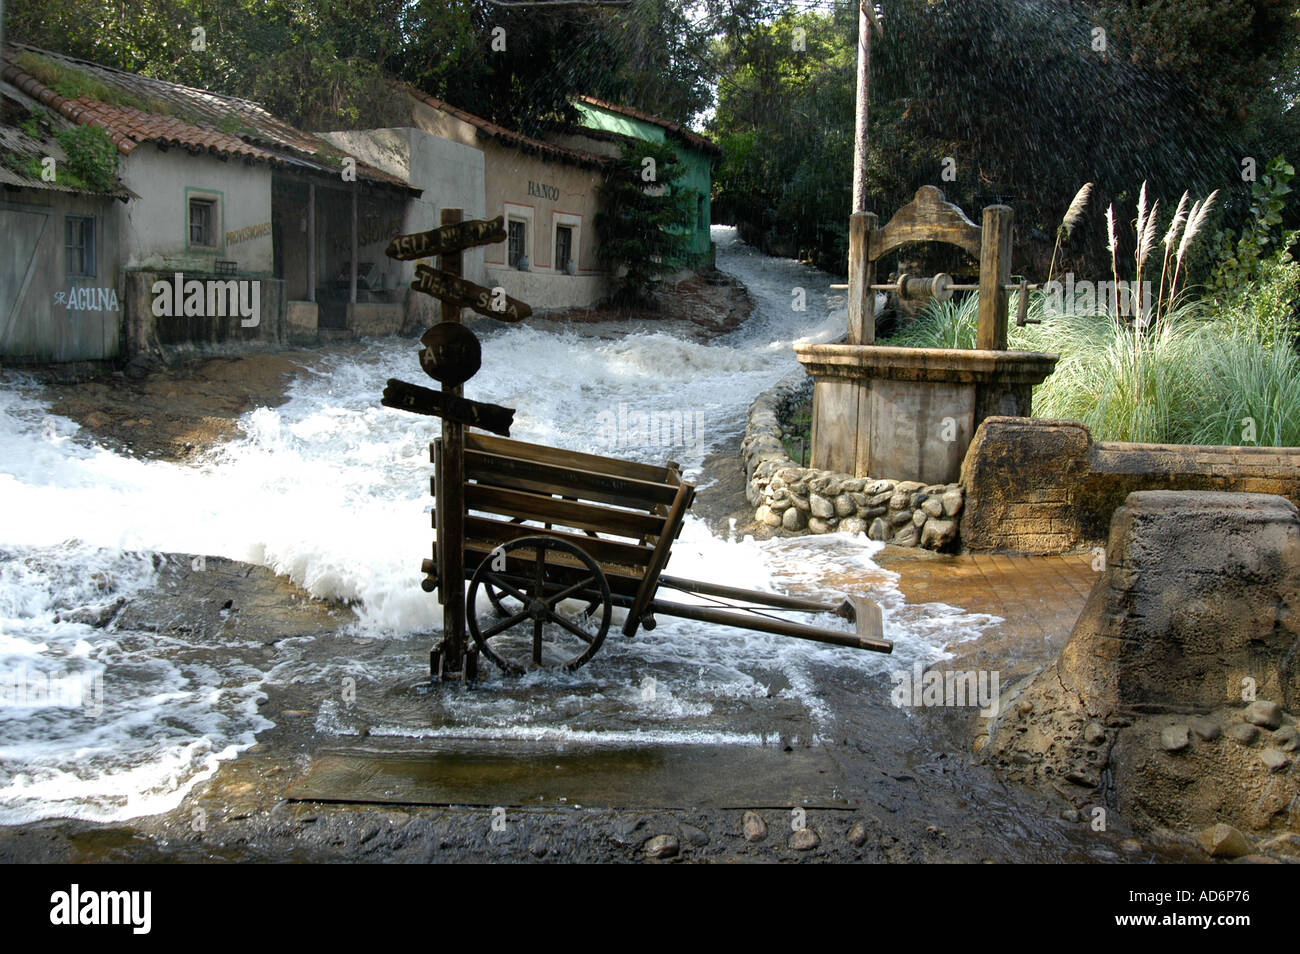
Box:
0, 227, 997, 822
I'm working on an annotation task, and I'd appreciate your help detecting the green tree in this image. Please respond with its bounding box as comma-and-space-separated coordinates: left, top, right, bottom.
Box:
1094, 0, 1299, 128
1209, 157, 1299, 312
596, 139, 698, 305
6, 0, 416, 128
595, 0, 717, 127
709, 7, 861, 266
5, 0, 713, 135
710, 0, 1300, 279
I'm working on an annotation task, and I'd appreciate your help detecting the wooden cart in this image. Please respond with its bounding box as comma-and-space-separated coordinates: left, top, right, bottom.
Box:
419, 432, 892, 674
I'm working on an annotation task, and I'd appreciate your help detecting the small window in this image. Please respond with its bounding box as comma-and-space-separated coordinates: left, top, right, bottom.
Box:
65, 215, 96, 277
189, 197, 217, 248
555, 226, 573, 273
507, 219, 527, 268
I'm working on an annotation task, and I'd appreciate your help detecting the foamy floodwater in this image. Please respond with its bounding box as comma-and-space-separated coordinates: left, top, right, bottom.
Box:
0, 227, 998, 822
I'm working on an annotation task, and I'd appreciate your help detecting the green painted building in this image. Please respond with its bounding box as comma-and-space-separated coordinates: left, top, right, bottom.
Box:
574, 96, 720, 266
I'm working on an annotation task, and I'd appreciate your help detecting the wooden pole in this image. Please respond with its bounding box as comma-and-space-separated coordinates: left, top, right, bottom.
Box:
306, 182, 316, 302
977, 205, 1014, 350
435, 208, 468, 679
847, 212, 877, 345
851, 3, 881, 212
849, 5, 882, 343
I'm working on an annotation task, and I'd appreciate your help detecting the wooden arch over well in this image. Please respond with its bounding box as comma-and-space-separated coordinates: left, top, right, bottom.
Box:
848, 186, 1013, 350
870, 185, 982, 261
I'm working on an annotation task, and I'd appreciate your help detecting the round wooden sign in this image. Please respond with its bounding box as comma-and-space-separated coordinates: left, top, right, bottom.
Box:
419, 322, 481, 385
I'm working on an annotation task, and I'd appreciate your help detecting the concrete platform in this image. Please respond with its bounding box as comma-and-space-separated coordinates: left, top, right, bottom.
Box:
286, 741, 854, 810
877, 548, 1098, 674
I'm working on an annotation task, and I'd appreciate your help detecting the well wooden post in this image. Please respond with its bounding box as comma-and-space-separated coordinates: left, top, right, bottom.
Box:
847, 211, 877, 345
977, 205, 1013, 350
435, 208, 467, 678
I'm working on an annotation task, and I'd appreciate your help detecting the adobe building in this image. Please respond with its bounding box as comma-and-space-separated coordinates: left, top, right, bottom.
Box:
2, 46, 721, 363
1, 44, 418, 362
0, 73, 129, 361
329, 86, 614, 315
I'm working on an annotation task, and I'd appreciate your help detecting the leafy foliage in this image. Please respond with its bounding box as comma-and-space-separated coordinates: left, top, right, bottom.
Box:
5, 0, 719, 135
596, 139, 698, 305
1, 102, 119, 193
1095, 0, 1299, 128
1209, 157, 1298, 298
710, 0, 1300, 277
55, 125, 121, 194
709, 7, 856, 267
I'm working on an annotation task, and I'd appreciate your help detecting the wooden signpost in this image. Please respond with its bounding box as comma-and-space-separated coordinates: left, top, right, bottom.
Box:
385, 215, 507, 260
381, 379, 515, 437
378, 215, 896, 681
381, 209, 527, 684
411, 265, 533, 322
418, 322, 481, 384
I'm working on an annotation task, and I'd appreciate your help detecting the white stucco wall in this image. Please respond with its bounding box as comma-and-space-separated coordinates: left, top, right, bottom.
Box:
481, 140, 611, 311
320, 128, 487, 287
118, 147, 273, 274
481, 266, 610, 312
323, 115, 611, 313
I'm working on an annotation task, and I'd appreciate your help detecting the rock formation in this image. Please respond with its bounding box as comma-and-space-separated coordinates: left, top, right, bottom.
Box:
986, 491, 1300, 856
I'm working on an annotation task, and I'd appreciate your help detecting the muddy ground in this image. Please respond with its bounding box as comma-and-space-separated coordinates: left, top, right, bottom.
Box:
0, 278, 1199, 863
38, 350, 310, 462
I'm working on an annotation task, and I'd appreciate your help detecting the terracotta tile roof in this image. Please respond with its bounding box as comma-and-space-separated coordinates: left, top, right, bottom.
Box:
578, 95, 721, 156
2, 44, 416, 190
399, 82, 610, 170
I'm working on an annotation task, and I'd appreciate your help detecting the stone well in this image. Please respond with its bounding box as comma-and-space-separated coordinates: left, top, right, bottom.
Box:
793, 344, 1058, 485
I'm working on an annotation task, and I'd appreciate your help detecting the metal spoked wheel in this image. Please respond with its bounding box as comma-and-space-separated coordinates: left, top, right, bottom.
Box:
467, 536, 611, 674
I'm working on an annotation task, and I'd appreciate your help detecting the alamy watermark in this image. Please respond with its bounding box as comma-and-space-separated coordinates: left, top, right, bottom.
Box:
1, 666, 103, 717
891, 663, 1000, 717
151, 272, 260, 327
595, 403, 704, 457
50, 884, 150, 934
1041, 273, 1151, 320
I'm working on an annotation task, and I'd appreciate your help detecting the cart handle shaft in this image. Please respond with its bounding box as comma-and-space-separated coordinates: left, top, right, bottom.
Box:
648, 598, 893, 653
659, 574, 851, 615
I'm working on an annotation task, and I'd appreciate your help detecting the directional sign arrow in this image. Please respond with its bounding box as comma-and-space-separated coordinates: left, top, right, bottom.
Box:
385, 215, 508, 261
410, 265, 533, 322
381, 378, 515, 437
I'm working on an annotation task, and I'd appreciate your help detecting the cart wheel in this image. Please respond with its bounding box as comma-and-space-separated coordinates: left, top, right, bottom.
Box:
483, 576, 602, 621
468, 536, 611, 674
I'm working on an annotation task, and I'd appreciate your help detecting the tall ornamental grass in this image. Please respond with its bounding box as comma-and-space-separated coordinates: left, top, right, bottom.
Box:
884, 284, 1300, 446
881, 180, 1299, 447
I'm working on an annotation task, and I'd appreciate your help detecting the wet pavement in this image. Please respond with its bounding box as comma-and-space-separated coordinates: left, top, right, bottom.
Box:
0, 545, 1203, 863
0, 227, 1198, 862
876, 549, 1098, 677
